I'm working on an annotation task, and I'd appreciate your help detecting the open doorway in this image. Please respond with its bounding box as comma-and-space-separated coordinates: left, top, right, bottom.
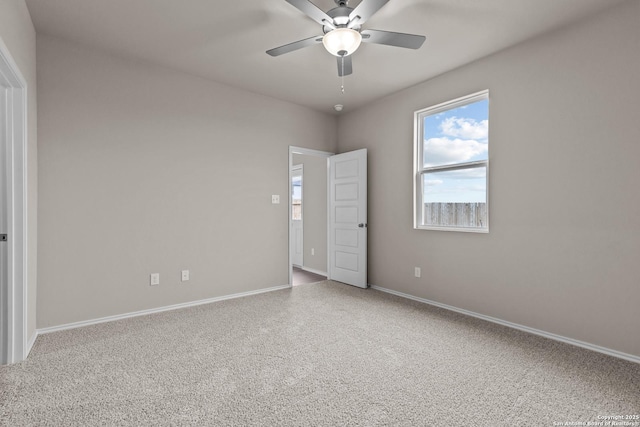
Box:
288, 146, 368, 289
291, 165, 303, 268
288, 147, 333, 286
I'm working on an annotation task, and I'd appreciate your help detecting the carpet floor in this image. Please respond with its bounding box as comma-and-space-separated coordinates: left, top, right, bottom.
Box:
1, 281, 639, 426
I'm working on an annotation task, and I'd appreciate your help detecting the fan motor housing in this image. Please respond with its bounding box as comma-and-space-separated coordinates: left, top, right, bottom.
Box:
323, 6, 359, 34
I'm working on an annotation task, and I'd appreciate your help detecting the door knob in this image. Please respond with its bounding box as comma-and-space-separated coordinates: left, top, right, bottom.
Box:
358, 223, 367, 228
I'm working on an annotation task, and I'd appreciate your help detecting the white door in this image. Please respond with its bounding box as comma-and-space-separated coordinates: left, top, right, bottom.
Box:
0, 43, 28, 365
328, 149, 367, 288
0, 87, 7, 364
291, 167, 303, 267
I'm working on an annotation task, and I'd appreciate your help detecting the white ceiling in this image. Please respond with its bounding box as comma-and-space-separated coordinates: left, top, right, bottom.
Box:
25, 0, 624, 114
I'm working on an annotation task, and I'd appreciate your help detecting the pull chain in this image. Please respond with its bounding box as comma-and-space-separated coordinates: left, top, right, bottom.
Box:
337, 50, 348, 95
341, 55, 345, 94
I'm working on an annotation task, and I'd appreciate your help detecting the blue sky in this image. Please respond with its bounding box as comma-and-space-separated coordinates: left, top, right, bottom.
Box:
292, 176, 302, 200
423, 99, 488, 203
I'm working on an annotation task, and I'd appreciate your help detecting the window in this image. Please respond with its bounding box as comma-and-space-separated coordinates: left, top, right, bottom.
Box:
414, 90, 489, 232
292, 172, 302, 221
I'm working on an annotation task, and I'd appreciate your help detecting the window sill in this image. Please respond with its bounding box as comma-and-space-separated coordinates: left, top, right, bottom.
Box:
414, 225, 489, 234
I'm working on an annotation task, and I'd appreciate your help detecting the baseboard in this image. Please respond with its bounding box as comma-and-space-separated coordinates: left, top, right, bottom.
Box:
38, 284, 291, 335
26, 331, 38, 357
300, 266, 328, 277
370, 285, 640, 364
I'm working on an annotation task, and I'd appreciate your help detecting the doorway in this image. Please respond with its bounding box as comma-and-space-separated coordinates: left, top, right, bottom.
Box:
0, 40, 28, 365
327, 149, 368, 288
288, 147, 333, 286
288, 147, 368, 288
291, 165, 303, 268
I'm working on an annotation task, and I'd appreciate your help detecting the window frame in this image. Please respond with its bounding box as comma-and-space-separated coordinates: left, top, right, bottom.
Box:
413, 90, 490, 233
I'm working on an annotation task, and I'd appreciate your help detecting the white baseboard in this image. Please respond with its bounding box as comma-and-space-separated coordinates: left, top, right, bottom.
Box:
38, 284, 291, 335
300, 266, 327, 277
26, 331, 38, 357
370, 285, 640, 364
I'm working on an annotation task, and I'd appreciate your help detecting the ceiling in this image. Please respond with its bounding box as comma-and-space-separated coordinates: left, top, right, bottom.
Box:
25, 0, 624, 114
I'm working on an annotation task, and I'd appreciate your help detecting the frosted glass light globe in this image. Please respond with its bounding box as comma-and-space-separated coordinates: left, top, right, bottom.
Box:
322, 28, 362, 57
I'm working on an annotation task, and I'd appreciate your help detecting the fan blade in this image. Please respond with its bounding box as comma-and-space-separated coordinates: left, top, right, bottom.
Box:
361, 29, 426, 49
285, 0, 335, 27
349, 0, 389, 26
266, 35, 323, 56
337, 55, 353, 77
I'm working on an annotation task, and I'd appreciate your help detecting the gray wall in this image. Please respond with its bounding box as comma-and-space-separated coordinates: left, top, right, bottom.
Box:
36, 35, 337, 328
337, 0, 640, 357
293, 154, 328, 274
0, 0, 38, 342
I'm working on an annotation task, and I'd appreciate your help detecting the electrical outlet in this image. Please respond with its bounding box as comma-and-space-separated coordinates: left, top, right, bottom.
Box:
150, 273, 160, 286
181, 270, 190, 282
414, 267, 421, 278
272, 195, 280, 204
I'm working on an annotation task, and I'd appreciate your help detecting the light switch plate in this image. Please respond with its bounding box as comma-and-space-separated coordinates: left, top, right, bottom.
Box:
150, 273, 160, 286
272, 195, 280, 204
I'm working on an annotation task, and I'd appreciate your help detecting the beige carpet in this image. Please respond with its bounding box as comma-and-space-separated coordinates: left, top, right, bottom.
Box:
1, 281, 638, 426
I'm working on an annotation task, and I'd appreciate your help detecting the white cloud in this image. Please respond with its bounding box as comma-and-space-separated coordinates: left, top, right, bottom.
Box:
425, 179, 443, 186
444, 168, 486, 180
424, 137, 487, 166
440, 117, 488, 140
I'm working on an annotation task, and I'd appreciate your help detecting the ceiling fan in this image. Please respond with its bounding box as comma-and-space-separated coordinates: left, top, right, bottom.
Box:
267, 0, 426, 76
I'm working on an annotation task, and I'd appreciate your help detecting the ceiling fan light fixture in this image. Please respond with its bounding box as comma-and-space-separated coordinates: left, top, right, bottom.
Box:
322, 28, 362, 57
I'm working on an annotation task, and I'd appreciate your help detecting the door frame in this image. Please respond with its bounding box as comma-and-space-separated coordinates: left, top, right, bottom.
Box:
288, 146, 333, 286
0, 38, 29, 365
